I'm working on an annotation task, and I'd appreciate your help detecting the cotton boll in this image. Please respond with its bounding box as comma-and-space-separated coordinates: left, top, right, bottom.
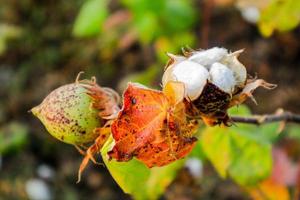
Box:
210, 62, 236, 94
162, 60, 209, 100
188, 47, 228, 68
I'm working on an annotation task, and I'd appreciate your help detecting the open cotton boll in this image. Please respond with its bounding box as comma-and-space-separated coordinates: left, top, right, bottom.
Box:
210, 62, 236, 94
162, 46, 276, 127
162, 60, 209, 100
188, 47, 228, 68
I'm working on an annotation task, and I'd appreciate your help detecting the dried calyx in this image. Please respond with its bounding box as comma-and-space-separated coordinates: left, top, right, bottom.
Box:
162, 47, 276, 126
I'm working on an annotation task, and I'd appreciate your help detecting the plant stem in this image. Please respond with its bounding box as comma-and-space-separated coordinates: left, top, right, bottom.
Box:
231, 111, 300, 125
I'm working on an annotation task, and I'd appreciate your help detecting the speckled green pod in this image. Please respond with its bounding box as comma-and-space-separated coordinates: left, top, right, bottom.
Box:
31, 81, 102, 145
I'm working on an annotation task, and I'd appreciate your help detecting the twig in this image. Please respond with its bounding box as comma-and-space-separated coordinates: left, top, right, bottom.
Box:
231, 111, 300, 125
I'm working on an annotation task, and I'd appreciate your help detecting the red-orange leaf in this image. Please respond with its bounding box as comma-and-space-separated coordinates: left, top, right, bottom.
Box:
108, 83, 198, 167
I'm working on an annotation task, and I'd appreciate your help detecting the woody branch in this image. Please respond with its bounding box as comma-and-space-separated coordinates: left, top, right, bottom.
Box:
230, 110, 300, 125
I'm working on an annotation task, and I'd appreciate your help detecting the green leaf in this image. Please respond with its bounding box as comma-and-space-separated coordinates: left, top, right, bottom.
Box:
101, 136, 184, 200
73, 0, 108, 37
259, 0, 300, 37
201, 127, 234, 178
201, 122, 273, 185
228, 129, 272, 185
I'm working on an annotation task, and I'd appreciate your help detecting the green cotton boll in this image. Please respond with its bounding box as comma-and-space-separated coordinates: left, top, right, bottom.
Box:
31, 82, 102, 145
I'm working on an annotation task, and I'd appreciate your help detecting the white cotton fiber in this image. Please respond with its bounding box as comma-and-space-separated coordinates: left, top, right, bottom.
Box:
209, 62, 236, 93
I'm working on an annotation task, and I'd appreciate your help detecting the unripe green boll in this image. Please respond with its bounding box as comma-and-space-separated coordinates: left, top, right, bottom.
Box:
31, 80, 110, 145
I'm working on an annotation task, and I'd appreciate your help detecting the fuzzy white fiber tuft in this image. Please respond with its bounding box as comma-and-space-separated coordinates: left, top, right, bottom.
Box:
209, 62, 236, 93
188, 47, 228, 68
163, 60, 209, 100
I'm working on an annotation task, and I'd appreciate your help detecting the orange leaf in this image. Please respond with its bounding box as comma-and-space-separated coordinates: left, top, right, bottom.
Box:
108, 83, 198, 167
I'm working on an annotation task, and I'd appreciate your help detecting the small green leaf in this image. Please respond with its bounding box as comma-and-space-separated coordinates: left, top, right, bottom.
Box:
73, 0, 108, 37
101, 136, 184, 200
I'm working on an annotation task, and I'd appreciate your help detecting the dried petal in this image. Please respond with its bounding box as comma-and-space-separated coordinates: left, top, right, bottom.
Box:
229, 79, 277, 107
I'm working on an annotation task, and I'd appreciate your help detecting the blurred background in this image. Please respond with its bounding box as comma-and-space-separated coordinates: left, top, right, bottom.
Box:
0, 0, 300, 199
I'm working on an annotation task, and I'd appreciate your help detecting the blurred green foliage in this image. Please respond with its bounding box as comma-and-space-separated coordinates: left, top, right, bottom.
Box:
259, 0, 300, 37
0, 24, 22, 55
0, 122, 28, 155
120, 0, 197, 44
73, 0, 109, 37
73, 0, 197, 44
118, 64, 160, 89
72, 0, 197, 86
